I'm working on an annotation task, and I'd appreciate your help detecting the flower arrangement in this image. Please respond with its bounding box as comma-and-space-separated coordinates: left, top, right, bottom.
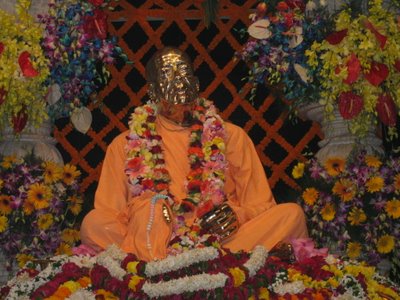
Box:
306, 0, 400, 138
0, 154, 83, 272
38, 0, 127, 133
236, 0, 332, 106
1, 241, 400, 299
0, 0, 50, 133
292, 151, 400, 282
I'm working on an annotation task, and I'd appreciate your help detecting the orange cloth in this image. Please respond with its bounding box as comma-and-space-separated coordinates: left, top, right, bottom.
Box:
80, 115, 308, 261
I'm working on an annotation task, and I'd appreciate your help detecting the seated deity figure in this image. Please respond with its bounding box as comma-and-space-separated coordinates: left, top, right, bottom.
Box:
80, 46, 308, 261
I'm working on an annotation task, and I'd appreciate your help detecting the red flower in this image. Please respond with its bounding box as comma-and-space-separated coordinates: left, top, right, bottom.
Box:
187, 179, 202, 191
0, 87, 6, 105
196, 200, 214, 218
343, 54, 361, 84
141, 179, 154, 189
364, 19, 387, 49
88, 0, 104, 6
0, 42, 4, 55
256, 2, 267, 18
18, 51, 39, 77
125, 157, 144, 177
276, 1, 289, 11
364, 61, 389, 86
286, 0, 305, 11
83, 9, 108, 40
90, 264, 111, 289
12, 108, 28, 133
376, 93, 397, 127
325, 29, 348, 45
338, 92, 363, 120
283, 12, 295, 28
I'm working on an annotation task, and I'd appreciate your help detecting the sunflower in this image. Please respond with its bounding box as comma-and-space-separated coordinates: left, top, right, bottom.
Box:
22, 199, 35, 215
347, 207, 367, 225
0, 215, 8, 232
302, 187, 319, 206
0, 155, 18, 169
324, 157, 345, 176
366, 176, 384, 193
62, 164, 81, 185
16, 253, 35, 268
0, 178, 3, 188
332, 178, 356, 202
385, 199, 400, 219
68, 195, 83, 215
27, 182, 53, 210
347, 242, 362, 259
365, 155, 382, 168
376, 235, 395, 254
393, 174, 400, 191
320, 203, 336, 221
37, 213, 54, 230
292, 162, 305, 179
42, 161, 63, 184
61, 228, 80, 244
0, 195, 12, 215
56, 242, 73, 255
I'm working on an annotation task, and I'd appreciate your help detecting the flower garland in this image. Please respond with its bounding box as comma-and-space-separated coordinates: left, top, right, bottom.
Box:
125, 98, 228, 252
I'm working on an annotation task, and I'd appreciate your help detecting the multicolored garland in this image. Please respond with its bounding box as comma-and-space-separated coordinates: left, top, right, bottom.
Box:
125, 98, 228, 253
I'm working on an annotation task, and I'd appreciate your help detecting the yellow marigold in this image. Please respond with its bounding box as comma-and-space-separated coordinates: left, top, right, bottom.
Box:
69, 195, 83, 215
302, 187, 319, 206
324, 157, 345, 176
377, 235, 395, 254
346, 242, 362, 259
37, 213, 53, 230
366, 176, 384, 193
385, 199, 400, 219
292, 162, 305, 179
320, 203, 336, 221
258, 287, 270, 299
128, 275, 144, 291
96, 289, 118, 300
63, 164, 81, 185
347, 207, 367, 225
42, 161, 63, 184
56, 243, 72, 255
0, 195, 12, 215
0, 215, 8, 232
332, 178, 356, 202
394, 174, 400, 191
63, 280, 81, 294
16, 253, 34, 268
61, 228, 80, 244
52, 286, 71, 299
27, 182, 53, 210
0, 179, 3, 189
127, 261, 140, 274
77, 276, 91, 288
365, 155, 382, 168
229, 267, 246, 287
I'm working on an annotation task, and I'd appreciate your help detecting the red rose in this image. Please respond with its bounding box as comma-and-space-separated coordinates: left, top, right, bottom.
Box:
0, 42, 4, 55
88, 0, 104, 6
12, 108, 28, 133
83, 9, 108, 40
18, 51, 39, 77
338, 92, 364, 120
326, 29, 348, 45
0, 87, 6, 105
364, 61, 389, 86
376, 93, 397, 127
343, 53, 361, 84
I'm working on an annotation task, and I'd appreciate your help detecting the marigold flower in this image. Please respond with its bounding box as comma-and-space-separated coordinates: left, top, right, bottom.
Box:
365, 155, 382, 168
366, 176, 384, 193
302, 187, 319, 206
229, 267, 246, 287
385, 199, 400, 219
292, 162, 305, 179
38, 213, 54, 230
347, 207, 366, 225
320, 203, 336, 221
324, 157, 345, 176
346, 242, 362, 259
128, 275, 144, 291
376, 235, 395, 254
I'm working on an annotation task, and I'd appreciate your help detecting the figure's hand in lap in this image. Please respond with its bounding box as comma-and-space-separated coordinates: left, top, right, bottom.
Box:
199, 203, 239, 241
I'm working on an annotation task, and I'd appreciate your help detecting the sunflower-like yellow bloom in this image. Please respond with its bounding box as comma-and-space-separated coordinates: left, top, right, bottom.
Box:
68, 195, 83, 215
61, 228, 80, 244
42, 161, 63, 184
0, 215, 8, 232
347, 242, 362, 259
27, 182, 53, 210
38, 213, 54, 230
393, 174, 400, 191
366, 176, 384, 193
16, 253, 34, 268
320, 203, 336, 221
347, 207, 367, 225
324, 157, 345, 176
365, 155, 382, 168
302, 187, 319, 206
292, 162, 305, 179
385, 199, 400, 219
62, 164, 81, 185
332, 178, 356, 202
376, 235, 395, 254
0, 195, 12, 215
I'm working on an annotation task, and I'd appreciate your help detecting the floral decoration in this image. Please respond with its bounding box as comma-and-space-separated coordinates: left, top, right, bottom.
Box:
236, 0, 332, 107
0, 154, 83, 272
39, 0, 127, 132
292, 151, 400, 283
0, 0, 50, 133
1, 242, 400, 299
306, 0, 400, 138
125, 98, 228, 255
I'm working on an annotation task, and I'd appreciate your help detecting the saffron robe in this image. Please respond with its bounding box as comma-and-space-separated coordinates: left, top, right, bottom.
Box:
80, 115, 308, 261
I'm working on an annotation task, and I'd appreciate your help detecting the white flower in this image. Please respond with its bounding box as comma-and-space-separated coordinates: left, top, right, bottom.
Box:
243, 245, 268, 277
272, 281, 306, 295
66, 289, 96, 300
319, 0, 327, 6
306, 1, 317, 12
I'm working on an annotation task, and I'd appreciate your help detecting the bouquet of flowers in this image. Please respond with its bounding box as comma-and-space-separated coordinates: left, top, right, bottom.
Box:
306, 0, 400, 138
39, 0, 127, 133
1, 241, 399, 299
0, 154, 82, 272
0, 0, 50, 133
292, 151, 400, 282
236, 0, 332, 107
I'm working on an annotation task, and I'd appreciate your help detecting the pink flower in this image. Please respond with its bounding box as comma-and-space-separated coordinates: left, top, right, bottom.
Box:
125, 157, 145, 177
291, 238, 328, 262
72, 244, 98, 256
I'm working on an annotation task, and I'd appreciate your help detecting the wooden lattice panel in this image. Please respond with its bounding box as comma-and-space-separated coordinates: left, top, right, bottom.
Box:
54, 0, 322, 205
